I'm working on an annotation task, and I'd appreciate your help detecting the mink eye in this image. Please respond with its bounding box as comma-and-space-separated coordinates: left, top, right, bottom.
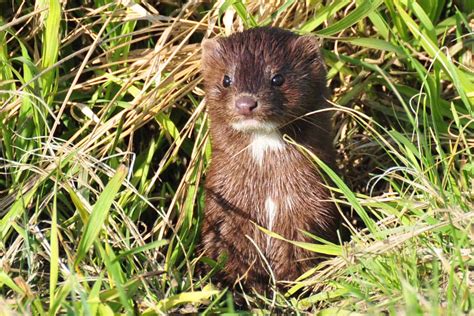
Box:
271, 74, 284, 86
222, 75, 232, 88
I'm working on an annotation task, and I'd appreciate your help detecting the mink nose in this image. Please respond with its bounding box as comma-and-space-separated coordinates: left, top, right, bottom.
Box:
235, 96, 258, 115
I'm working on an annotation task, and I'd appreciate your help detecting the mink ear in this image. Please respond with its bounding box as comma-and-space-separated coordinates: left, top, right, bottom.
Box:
201, 38, 222, 70
293, 34, 326, 75
294, 34, 323, 60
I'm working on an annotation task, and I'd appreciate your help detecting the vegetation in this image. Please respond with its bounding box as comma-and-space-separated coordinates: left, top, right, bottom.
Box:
0, 0, 473, 314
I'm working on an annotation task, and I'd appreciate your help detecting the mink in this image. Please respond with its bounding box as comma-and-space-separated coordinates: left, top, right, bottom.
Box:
200, 27, 340, 294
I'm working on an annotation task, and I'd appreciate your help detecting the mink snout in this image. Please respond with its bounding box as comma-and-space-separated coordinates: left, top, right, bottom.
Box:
235, 95, 258, 115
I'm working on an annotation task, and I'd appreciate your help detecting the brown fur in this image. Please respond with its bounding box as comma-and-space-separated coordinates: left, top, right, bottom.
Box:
200, 27, 340, 293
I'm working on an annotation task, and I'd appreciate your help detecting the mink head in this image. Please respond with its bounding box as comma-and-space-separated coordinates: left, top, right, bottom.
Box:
201, 27, 327, 134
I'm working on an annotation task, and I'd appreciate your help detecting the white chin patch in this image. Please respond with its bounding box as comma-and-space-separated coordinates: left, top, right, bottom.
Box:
232, 119, 285, 165
231, 119, 278, 133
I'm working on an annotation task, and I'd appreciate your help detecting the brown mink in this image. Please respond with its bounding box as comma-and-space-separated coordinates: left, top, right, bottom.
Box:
200, 27, 340, 294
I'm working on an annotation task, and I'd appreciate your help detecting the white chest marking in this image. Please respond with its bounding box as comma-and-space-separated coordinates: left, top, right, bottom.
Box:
250, 131, 285, 166
265, 197, 277, 231
285, 195, 294, 210
265, 197, 278, 254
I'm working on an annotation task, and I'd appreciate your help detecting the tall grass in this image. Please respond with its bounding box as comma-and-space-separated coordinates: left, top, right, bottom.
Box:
0, 0, 473, 314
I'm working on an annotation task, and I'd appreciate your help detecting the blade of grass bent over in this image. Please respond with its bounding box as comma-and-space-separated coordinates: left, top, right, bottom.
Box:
284, 136, 378, 235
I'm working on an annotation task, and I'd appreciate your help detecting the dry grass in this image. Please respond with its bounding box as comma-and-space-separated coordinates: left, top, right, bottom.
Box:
0, 0, 473, 314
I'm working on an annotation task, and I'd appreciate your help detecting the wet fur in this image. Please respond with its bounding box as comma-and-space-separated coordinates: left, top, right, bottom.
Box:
200, 27, 340, 293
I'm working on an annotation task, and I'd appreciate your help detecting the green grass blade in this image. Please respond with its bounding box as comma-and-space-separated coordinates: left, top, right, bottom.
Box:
115, 239, 169, 261
0, 184, 38, 240
87, 275, 103, 316
74, 164, 128, 266
49, 276, 73, 315
258, 226, 342, 256
341, 37, 406, 55
395, 2, 474, 112
285, 136, 378, 235
0, 272, 25, 295
232, 1, 258, 27
317, 0, 384, 36
300, 0, 351, 33
40, 0, 61, 101
156, 290, 219, 312
49, 179, 59, 311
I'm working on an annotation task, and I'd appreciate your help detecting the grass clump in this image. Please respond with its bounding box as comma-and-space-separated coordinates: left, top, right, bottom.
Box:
0, 0, 473, 314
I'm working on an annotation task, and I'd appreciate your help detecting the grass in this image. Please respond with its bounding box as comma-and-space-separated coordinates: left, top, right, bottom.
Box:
0, 0, 473, 314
